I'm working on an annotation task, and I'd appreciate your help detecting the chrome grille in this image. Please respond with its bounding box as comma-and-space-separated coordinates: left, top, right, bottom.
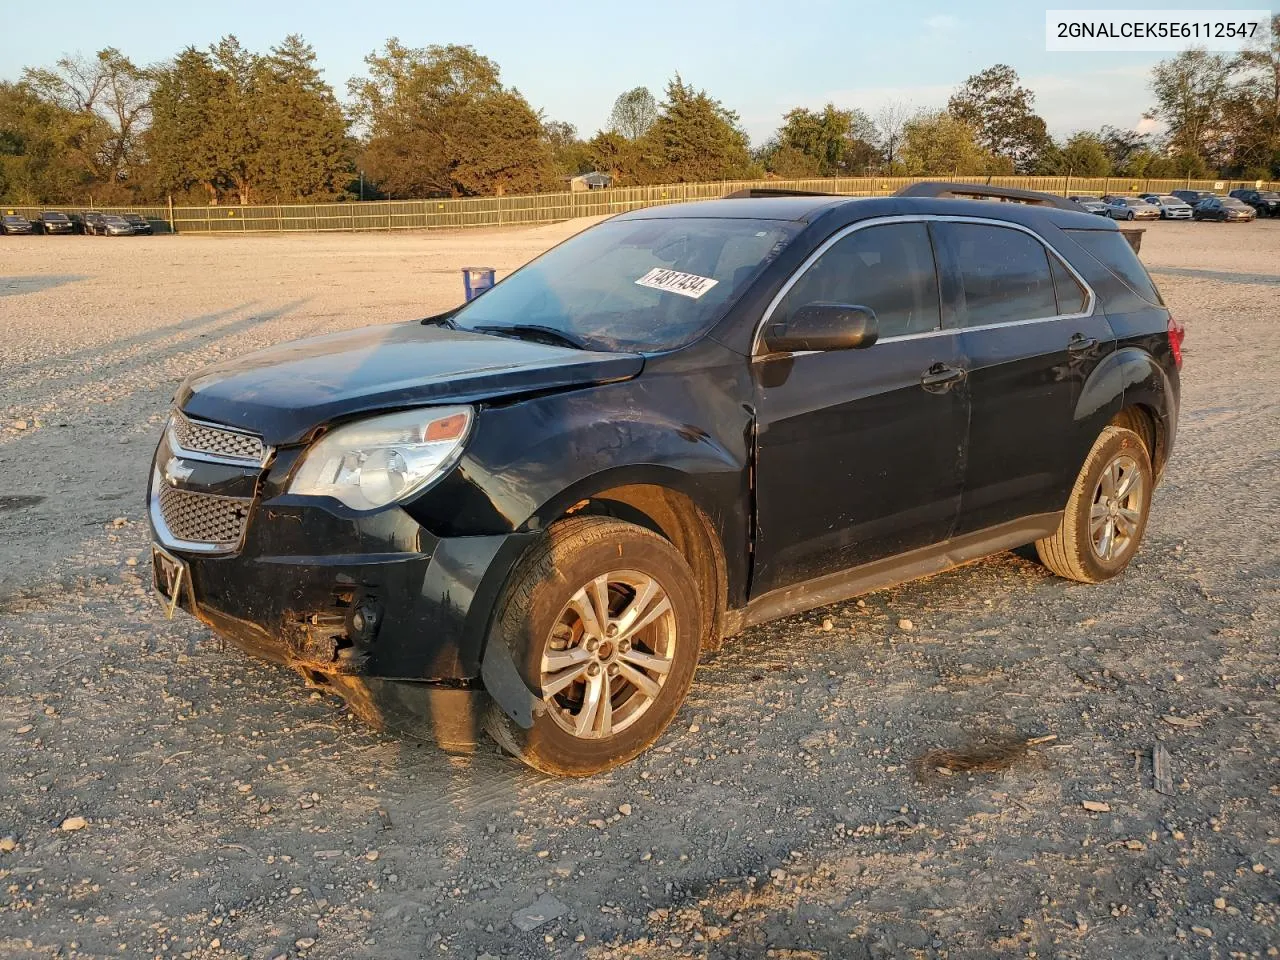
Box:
157, 483, 251, 547
170, 410, 265, 464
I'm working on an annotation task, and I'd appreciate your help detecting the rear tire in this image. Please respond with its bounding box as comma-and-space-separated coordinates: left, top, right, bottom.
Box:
484, 516, 703, 776
1035, 426, 1153, 584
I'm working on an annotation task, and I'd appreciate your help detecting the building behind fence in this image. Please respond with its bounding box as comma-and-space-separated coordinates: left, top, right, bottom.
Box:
6, 175, 1278, 235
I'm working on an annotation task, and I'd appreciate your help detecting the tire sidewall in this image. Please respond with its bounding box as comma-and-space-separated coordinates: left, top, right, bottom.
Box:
505, 527, 702, 776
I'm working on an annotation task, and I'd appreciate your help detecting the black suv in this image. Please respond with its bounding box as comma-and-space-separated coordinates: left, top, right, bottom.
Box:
32, 211, 74, 234
148, 183, 1182, 775
1229, 188, 1280, 217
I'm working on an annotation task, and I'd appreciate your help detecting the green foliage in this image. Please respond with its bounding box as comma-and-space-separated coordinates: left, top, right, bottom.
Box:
0, 81, 96, 202
759, 103, 879, 176
350, 40, 555, 198
20, 48, 151, 200
609, 87, 657, 140
900, 111, 1005, 176
1042, 132, 1112, 176
947, 65, 1048, 173
147, 36, 349, 204
637, 76, 755, 182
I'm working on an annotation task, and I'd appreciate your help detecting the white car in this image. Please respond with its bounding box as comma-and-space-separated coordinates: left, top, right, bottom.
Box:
1139, 194, 1194, 220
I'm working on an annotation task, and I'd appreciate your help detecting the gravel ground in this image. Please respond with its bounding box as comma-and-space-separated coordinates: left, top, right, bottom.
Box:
1, 219, 1277, 960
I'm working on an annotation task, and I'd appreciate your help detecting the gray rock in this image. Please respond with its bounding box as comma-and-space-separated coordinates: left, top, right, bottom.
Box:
512, 892, 569, 932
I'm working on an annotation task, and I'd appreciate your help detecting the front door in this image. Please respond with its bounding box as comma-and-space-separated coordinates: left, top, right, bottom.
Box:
751, 220, 970, 597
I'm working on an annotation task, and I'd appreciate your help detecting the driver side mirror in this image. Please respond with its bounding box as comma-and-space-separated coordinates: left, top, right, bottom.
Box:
762, 303, 879, 354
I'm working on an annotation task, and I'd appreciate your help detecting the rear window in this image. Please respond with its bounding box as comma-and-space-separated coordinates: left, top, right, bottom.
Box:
1065, 229, 1163, 306
936, 222, 1058, 326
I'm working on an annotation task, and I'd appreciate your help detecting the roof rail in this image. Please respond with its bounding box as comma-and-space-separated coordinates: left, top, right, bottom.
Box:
723, 187, 837, 199
894, 180, 1080, 211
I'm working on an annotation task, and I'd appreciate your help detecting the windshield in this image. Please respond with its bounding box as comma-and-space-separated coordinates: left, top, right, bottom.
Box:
43, 212, 68, 219
1158, 196, 1181, 203
1259, 192, 1279, 199
1222, 198, 1249, 207
451, 217, 798, 352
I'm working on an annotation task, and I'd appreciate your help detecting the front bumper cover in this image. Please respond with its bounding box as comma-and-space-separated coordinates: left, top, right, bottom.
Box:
148, 425, 543, 744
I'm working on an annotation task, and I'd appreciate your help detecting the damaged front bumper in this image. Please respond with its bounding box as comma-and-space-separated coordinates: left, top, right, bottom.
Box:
147, 415, 540, 749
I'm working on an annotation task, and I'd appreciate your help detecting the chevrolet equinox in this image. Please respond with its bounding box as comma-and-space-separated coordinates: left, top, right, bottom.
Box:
149, 183, 1183, 775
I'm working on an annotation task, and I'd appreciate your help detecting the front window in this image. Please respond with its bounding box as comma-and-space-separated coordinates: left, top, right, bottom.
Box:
773, 222, 940, 339
451, 217, 799, 352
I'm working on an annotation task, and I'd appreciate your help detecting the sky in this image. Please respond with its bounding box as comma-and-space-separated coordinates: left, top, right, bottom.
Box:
0, 0, 1244, 145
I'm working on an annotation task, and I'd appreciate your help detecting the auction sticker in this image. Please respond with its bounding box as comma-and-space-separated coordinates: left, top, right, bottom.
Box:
635, 267, 718, 299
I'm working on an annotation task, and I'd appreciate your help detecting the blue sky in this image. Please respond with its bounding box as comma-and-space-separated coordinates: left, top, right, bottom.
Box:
0, 0, 1243, 144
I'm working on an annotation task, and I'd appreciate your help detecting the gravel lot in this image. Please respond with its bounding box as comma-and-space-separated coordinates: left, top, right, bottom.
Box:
1, 219, 1277, 960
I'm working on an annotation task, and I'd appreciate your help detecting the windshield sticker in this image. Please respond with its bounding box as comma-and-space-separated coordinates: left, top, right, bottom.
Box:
635, 267, 719, 300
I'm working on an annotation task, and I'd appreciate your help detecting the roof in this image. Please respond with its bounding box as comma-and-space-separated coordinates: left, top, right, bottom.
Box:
614, 195, 852, 222
613, 194, 1112, 230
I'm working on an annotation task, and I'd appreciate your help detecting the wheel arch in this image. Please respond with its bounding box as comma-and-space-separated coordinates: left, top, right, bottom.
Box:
527, 468, 733, 655
1076, 344, 1177, 480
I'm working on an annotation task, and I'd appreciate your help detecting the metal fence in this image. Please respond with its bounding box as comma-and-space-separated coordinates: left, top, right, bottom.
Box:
7, 175, 1278, 235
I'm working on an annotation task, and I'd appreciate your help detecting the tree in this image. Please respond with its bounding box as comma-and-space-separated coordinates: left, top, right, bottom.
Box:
21, 48, 151, 197
609, 86, 658, 140
543, 119, 590, 176
874, 100, 912, 170
1053, 132, 1112, 176
350, 40, 555, 197
146, 47, 228, 201
899, 111, 1004, 175
252, 36, 350, 201
1226, 13, 1280, 176
947, 64, 1048, 172
1147, 49, 1233, 169
1097, 124, 1150, 174
761, 103, 878, 176
0, 81, 94, 202
639, 75, 754, 182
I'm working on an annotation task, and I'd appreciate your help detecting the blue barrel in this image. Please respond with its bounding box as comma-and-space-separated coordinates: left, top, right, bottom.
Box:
461, 266, 496, 301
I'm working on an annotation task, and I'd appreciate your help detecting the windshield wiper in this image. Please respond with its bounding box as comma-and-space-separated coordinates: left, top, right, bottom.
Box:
471, 324, 590, 350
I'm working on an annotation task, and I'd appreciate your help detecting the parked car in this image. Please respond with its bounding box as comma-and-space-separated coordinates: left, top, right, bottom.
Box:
1171, 189, 1216, 206
81, 212, 108, 236
1, 214, 34, 235
148, 184, 1182, 775
1192, 196, 1257, 222
1106, 196, 1161, 220
1138, 195, 1194, 220
65, 212, 86, 234
99, 215, 136, 236
1228, 188, 1280, 217
1068, 196, 1110, 216
31, 211, 75, 234
122, 212, 154, 235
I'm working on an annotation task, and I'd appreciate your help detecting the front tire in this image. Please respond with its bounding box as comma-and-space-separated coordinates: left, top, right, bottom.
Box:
484, 516, 703, 776
1035, 426, 1153, 583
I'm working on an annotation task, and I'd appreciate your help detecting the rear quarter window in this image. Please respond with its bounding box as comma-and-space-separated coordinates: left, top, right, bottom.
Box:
1064, 229, 1164, 306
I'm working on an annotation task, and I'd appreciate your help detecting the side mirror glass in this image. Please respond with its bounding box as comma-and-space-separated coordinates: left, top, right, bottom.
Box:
762, 303, 879, 354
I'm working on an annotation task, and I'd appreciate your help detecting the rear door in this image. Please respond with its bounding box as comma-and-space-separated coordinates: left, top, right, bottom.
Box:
750, 219, 969, 594
934, 219, 1115, 536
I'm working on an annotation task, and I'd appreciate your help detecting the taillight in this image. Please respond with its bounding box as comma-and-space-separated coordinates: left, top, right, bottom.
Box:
1167, 315, 1185, 370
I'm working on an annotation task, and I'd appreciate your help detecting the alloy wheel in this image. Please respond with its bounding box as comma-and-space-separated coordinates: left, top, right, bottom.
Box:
1090, 455, 1144, 562
540, 570, 677, 739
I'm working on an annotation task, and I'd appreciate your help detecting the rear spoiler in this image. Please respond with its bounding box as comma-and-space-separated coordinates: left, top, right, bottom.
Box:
894, 181, 1081, 211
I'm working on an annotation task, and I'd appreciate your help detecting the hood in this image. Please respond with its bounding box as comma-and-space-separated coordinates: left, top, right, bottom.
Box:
177, 321, 645, 445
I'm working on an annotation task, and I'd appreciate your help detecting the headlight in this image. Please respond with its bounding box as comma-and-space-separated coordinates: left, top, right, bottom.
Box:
287, 406, 472, 511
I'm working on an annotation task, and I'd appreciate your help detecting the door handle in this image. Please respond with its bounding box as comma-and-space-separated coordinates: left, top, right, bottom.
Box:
1067, 334, 1098, 353
920, 364, 966, 393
